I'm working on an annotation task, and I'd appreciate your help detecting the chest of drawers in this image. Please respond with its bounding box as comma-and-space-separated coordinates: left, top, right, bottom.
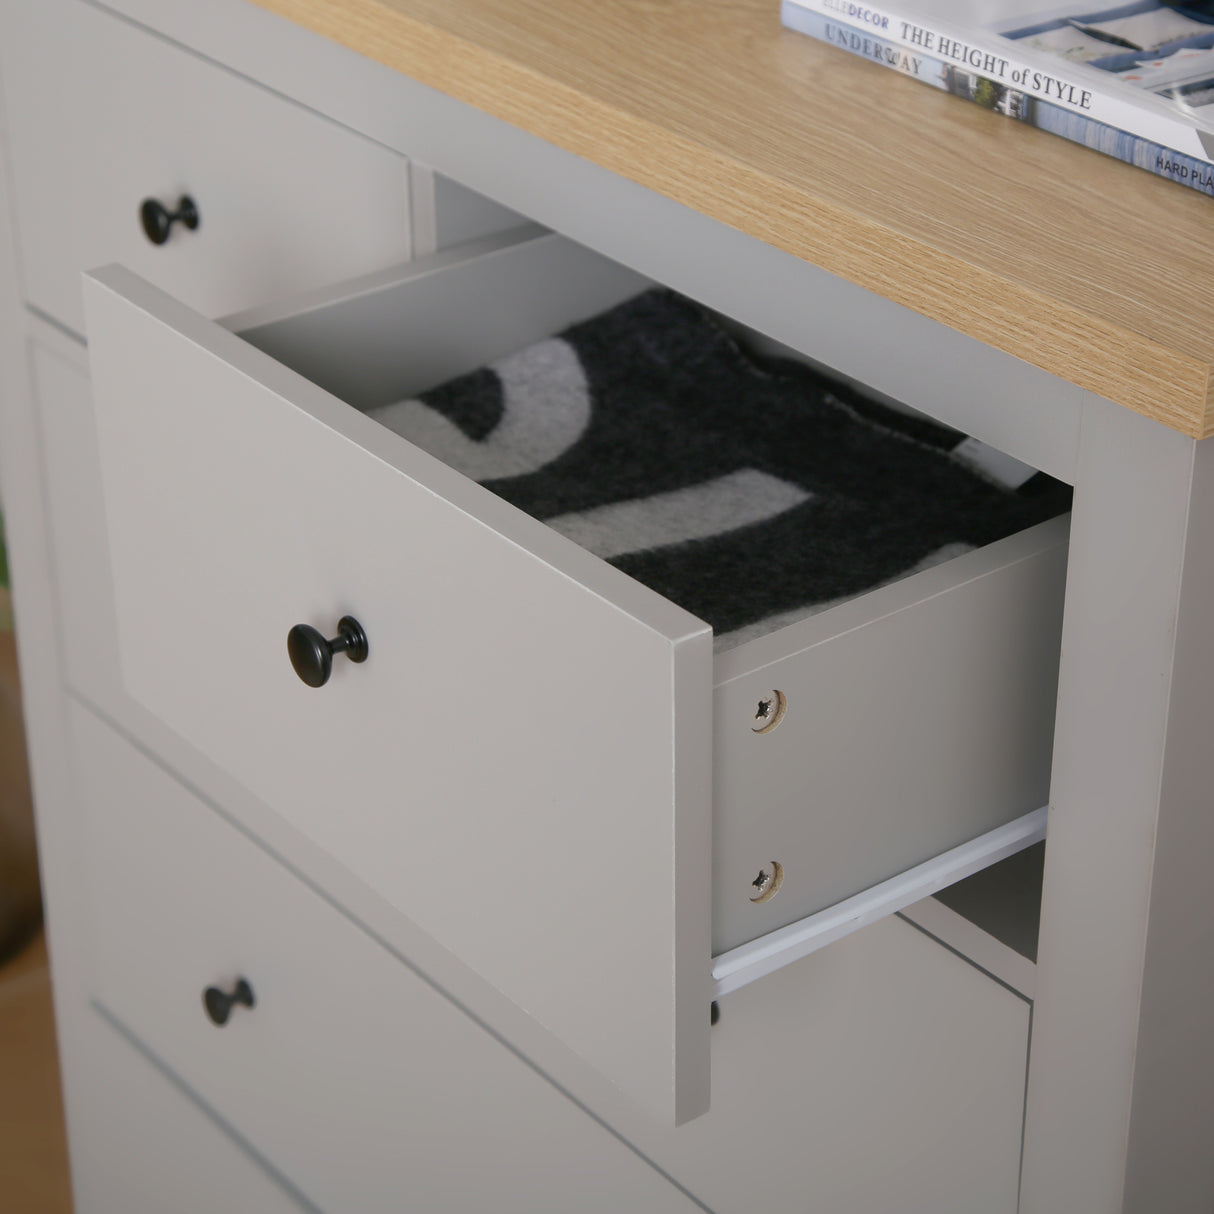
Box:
3, 0, 1214, 1210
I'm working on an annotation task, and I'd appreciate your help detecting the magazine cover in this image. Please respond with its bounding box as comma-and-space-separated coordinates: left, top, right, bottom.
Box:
783, 0, 1214, 166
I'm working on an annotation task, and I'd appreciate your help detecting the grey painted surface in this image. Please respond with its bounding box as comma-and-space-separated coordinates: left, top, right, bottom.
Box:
82, 231, 1065, 1123
225, 228, 650, 409
714, 517, 1068, 953
405, 165, 523, 260
433, 170, 526, 252
65, 681, 1036, 1212
22, 315, 1042, 1214
18, 0, 1214, 1205
0, 30, 107, 1214
1021, 397, 1212, 1212
84, 263, 713, 1124
608, 915, 1029, 1212
899, 896, 1038, 999
933, 840, 1045, 963
29, 334, 114, 706
71, 685, 1033, 1213
711, 806, 1046, 998
70, 1008, 314, 1213
1123, 433, 1214, 1209
29, 301, 711, 1156
69, 701, 704, 1212
0, 0, 412, 336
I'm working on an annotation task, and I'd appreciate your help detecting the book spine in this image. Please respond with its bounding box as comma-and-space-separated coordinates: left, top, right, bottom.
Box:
781, 0, 1214, 163
781, 6, 1214, 198
1032, 99, 1214, 196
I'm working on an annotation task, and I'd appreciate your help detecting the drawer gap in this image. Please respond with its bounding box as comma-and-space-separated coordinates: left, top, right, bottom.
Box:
711, 805, 1047, 999
229, 228, 1072, 654
931, 839, 1045, 963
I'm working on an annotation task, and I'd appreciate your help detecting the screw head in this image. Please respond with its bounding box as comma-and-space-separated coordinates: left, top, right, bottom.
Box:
751, 689, 786, 733
749, 860, 784, 903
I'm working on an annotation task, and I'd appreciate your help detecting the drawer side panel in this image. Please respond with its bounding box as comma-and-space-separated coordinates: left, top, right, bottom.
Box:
713, 519, 1068, 953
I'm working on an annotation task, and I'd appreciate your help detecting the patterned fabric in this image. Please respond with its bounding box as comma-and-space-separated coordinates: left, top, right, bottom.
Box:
369, 289, 1071, 648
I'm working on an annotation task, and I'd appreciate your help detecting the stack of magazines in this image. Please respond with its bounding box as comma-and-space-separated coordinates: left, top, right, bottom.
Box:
782, 0, 1214, 196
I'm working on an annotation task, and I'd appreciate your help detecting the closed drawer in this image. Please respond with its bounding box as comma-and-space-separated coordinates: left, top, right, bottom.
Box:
624, 915, 1029, 1213
69, 1007, 310, 1214
81, 227, 1067, 1123
70, 701, 1030, 1214
0, 0, 411, 336
68, 701, 701, 1214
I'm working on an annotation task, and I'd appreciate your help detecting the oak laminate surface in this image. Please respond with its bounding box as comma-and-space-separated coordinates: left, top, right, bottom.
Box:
247, 0, 1214, 436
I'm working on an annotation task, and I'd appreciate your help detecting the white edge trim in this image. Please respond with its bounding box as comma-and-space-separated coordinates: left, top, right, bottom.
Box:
710, 806, 1048, 999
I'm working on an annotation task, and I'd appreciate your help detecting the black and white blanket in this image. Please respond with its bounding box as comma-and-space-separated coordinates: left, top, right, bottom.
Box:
369, 289, 1071, 649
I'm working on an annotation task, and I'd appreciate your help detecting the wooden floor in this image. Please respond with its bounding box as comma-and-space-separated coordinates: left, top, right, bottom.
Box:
0, 928, 73, 1214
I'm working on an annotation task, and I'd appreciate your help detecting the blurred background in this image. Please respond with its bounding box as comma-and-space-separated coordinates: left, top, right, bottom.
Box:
0, 509, 72, 1213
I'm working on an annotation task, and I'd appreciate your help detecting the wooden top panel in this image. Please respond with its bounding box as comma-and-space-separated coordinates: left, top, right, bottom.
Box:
249, 0, 1214, 437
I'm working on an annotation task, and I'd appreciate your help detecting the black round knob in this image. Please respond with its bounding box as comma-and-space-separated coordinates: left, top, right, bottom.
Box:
140, 195, 200, 245
203, 977, 255, 1026
287, 615, 369, 688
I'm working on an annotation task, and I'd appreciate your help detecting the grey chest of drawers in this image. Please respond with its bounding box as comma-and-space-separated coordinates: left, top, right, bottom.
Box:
2, 0, 1212, 1210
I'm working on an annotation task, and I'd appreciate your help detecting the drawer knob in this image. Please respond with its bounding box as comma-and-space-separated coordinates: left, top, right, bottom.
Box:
139, 195, 200, 246
287, 615, 369, 688
203, 977, 255, 1026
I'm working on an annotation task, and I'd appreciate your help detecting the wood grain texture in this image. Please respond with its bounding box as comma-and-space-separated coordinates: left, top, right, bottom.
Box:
245, 0, 1214, 436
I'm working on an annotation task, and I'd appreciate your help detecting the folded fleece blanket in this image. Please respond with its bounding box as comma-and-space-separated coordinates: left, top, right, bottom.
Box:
368, 289, 1071, 649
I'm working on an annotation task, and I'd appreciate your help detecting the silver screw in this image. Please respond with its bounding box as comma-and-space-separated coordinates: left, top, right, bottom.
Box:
751, 689, 786, 733
749, 860, 784, 903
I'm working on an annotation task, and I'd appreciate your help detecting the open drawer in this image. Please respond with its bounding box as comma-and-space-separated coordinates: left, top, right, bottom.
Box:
82, 227, 1066, 1125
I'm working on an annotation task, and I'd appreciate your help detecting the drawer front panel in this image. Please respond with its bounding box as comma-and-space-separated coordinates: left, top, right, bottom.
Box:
635, 915, 1029, 1212
69, 702, 703, 1214
83, 259, 713, 1124
0, 0, 411, 335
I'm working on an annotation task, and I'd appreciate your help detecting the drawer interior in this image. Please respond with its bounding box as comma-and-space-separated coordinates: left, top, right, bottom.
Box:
224, 226, 1070, 957
935, 840, 1045, 963
894, 840, 1045, 1000
227, 227, 1071, 653
223, 226, 647, 413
